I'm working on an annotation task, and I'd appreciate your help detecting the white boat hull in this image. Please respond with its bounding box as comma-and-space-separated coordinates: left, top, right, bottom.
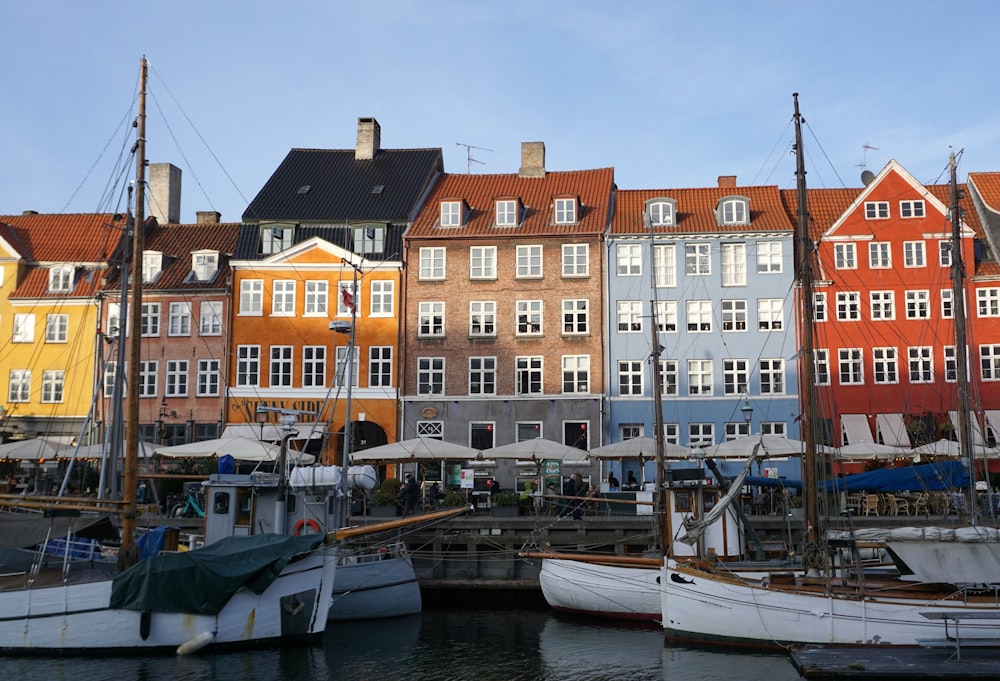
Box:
540, 558, 661, 622
0, 547, 336, 653
661, 559, 1000, 649
330, 552, 421, 621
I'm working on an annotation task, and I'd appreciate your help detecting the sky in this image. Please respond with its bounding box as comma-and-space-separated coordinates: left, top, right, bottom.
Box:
3, 1, 1000, 224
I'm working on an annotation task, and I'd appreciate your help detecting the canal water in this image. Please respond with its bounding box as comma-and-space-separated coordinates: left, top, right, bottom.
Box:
3, 606, 801, 680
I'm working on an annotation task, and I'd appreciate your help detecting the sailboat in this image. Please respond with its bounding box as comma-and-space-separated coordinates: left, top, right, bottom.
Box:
660, 93, 1000, 649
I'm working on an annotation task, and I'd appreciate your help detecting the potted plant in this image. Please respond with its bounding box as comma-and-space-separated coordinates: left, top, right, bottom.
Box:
370, 478, 402, 517
787, 493, 804, 520
491, 491, 520, 517
442, 490, 466, 507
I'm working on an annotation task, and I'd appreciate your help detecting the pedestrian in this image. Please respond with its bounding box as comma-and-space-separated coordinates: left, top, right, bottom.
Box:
607, 471, 620, 491
398, 473, 420, 516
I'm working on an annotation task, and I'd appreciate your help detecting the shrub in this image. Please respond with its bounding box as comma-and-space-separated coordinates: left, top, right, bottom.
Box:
493, 491, 520, 507
373, 478, 402, 505
442, 490, 466, 507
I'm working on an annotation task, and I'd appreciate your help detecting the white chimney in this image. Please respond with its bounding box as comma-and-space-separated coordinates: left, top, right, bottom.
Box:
148, 163, 181, 224
356, 117, 381, 160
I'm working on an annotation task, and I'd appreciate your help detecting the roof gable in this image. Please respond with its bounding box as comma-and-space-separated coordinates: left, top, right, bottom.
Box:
0, 213, 122, 263
232, 235, 366, 269
613, 185, 793, 236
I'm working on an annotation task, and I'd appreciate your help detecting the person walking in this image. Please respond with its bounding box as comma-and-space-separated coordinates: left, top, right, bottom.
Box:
398, 473, 420, 516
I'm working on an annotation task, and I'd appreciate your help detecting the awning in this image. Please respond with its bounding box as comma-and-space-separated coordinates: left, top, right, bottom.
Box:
840, 413, 874, 445
986, 411, 1000, 442
948, 411, 986, 447
875, 413, 909, 447
222, 424, 324, 442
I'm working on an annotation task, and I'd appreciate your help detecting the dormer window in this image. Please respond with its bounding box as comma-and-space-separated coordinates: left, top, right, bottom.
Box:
646, 198, 676, 227
48, 266, 73, 293
353, 225, 385, 254
261, 225, 293, 254
717, 197, 750, 226
440, 200, 463, 227
192, 250, 219, 281
554, 197, 578, 225
142, 252, 163, 283
495, 199, 519, 227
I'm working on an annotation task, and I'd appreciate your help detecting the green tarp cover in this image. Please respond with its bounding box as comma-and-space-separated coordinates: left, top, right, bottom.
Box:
109, 533, 323, 615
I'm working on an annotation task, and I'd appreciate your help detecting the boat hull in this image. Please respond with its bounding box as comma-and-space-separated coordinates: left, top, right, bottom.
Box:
330, 552, 421, 621
540, 558, 661, 622
0, 546, 336, 653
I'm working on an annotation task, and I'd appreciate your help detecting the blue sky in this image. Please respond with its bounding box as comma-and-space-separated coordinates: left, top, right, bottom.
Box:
3, 1, 999, 223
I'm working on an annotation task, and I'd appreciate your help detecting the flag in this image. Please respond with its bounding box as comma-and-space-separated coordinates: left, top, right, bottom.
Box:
341, 285, 355, 312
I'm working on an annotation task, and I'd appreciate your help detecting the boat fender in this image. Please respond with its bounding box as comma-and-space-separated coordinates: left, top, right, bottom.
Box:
760, 575, 770, 588
293, 518, 321, 535
140, 610, 151, 640
176, 630, 216, 655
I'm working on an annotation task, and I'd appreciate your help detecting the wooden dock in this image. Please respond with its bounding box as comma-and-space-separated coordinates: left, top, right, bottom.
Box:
791, 644, 1000, 679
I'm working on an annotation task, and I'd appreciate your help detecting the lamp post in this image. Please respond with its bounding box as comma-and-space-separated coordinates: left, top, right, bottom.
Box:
741, 398, 754, 436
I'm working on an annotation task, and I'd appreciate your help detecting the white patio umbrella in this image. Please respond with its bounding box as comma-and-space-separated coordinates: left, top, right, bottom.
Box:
0, 436, 74, 461
480, 438, 587, 461
588, 437, 692, 459
348, 437, 480, 463
835, 442, 913, 461
156, 436, 313, 464
702, 433, 831, 458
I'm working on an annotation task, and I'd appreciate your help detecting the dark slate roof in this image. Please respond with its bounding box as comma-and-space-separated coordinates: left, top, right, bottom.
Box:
233, 222, 407, 261
242, 148, 444, 223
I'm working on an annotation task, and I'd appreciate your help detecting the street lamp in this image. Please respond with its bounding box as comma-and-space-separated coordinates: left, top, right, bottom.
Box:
741, 398, 754, 435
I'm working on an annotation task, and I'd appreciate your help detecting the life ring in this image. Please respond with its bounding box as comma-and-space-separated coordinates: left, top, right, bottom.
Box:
293, 518, 321, 536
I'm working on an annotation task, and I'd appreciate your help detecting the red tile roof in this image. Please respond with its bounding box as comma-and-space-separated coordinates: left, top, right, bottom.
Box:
0, 213, 122, 262
140, 222, 242, 290
970, 172, 1000, 214
613, 185, 794, 235
406, 168, 614, 239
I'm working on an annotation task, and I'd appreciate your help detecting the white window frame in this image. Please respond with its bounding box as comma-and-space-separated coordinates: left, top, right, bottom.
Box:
872, 347, 898, 385
168, 302, 192, 336
496, 199, 518, 227
236, 345, 260, 387
516, 245, 543, 278
685, 243, 711, 275
334, 346, 359, 388
618, 360, 644, 396
760, 358, 785, 395
139, 361, 157, 398
304, 281, 328, 316
721, 300, 747, 332
469, 356, 497, 396
337, 280, 359, 317
269, 346, 293, 387
470, 246, 497, 280
723, 359, 749, 395
192, 251, 218, 281
978, 289, 1000, 317
554, 197, 577, 224
370, 280, 394, 317
756, 241, 783, 274
941, 289, 954, 319
617, 243, 642, 276
561, 355, 590, 394
417, 357, 445, 395
440, 201, 462, 227
199, 301, 222, 336
982, 345, 1000, 381
905, 290, 931, 320
562, 243, 589, 277
12, 313, 34, 343
648, 200, 674, 226
689, 423, 715, 448
239, 279, 263, 315
904, 241, 926, 268
516, 356, 543, 395
197, 359, 220, 396
41, 369, 65, 403
469, 300, 496, 337
864, 201, 889, 219
757, 299, 783, 331
654, 244, 676, 287
869, 242, 891, 269
562, 299, 589, 335
302, 346, 326, 388
834, 243, 856, 269
8, 369, 30, 403
721, 243, 746, 286
418, 301, 445, 337
814, 292, 827, 322
836, 292, 861, 321
900, 200, 925, 218
815, 349, 830, 386
516, 300, 543, 336
838, 348, 864, 385
687, 359, 713, 395
908, 346, 933, 383
45, 314, 68, 343
48, 266, 73, 293
719, 198, 748, 225
271, 280, 296, 316
686, 300, 712, 332
617, 301, 642, 333
261, 226, 293, 254
353, 225, 385, 254
165, 359, 189, 397
656, 300, 678, 333
418, 247, 446, 280
870, 291, 895, 321
369, 346, 393, 387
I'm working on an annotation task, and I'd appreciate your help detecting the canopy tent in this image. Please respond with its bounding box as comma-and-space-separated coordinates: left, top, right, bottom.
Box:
480, 438, 587, 462
348, 437, 480, 463
840, 413, 875, 444
64, 440, 158, 460
588, 437, 692, 460
835, 442, 913, 461
701, 433, 831, 458
0, 436, 75, 461
949, 410, 987, 447
823, 460, 969, 493
156, 436, 314, 464
221, 424, 324, 442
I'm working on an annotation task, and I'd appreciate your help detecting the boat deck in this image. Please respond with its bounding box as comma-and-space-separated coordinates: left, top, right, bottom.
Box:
791, 644, 1000, 679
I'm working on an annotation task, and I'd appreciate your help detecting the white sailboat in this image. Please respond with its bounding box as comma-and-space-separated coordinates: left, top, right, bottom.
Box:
660, 93, 1000, 649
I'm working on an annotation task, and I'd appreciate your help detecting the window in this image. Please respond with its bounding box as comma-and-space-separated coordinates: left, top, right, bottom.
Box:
647, 200, 675, 226
440, 201, 462, 227
496, 200, 518, 227
165, 360, 189, 396
905, 290, 931, 319
864, 201, 889, 219
834, 243, 856, 269
978, 289, 1000, 317
726, 422, 751, 440
761, 422, 787, 437
192, 251, 218, 281
617, 244, 642, 276
838, 349, 863, 385
758, 299, 783, 330
270, 346, 293, 387
869, 242, 891, 269
469, 357, 496, 395
469, 300, 496, 337
518, 422, 543, 442
8, 370, 29, 402
516, 245, 543, 278
617, 301, 642, 333
369, 346, 392, 387
236, 346, 260, 386
904, 241, 926, 267
723, 359, 748, 395
554, 197, 577, 224
941, 289, 954, 319
106, 303, 121, 337
654, 244, 676, 287
419, 247, 446, 280
353, 225, 385, 254
271, 280, 295, 316
760, 359, 785, 394
870, 291, 895, 320
197, 359, 220, 396
41, 370, 65, 403
660, 360, 678, 396
836, 292, 861, 321
688, 359, 713, 395
900, 200, 925, 218
304, 281, 328, 316
655, 300, 677, 333
199, 301, 222, 335
872, 347, 898, 384
685, 244, 711, 275
516, 356, 543, 394
562, 299, 589, 334
561, 355, 589, 394
982, 345, 1000, 381
908, 346, 933, 383
719, 198, 748, 225
337, 281, 359, 316
139, 361, 157, 398
48, 266, 73, 293
370, 280, 394, 317
334, 347, 359, 388
814, 292, 827, 322
689, 423, 715, 448
757, 241, 783, 273
564, 421, 589, 450
12, 313, 34, 343
418, 301, 445, 337
944, 346, 957, 383
721, 300, 747, 332
45, 314, 68, 343
469, 246, 497, 279
261, 225, 292, 254
470, 422, 495, 450
815, 349, 830, 385
939, 240, 952, 267
302, 346, 326, 387
168, 302, 192, 336
618, 360, 643, 396
239, 280, 263, 315
417, 421, 443, 439
417, 357, 444, 395
562, 244, 589, 277
136, 302, 158, 337
516, 300, 543, 335
141, 252, 162, 283
686, 300, 712, 332
721, 243, 746, 286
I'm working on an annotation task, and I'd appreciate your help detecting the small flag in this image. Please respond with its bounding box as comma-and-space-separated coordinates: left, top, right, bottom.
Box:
341, 286, 355, 312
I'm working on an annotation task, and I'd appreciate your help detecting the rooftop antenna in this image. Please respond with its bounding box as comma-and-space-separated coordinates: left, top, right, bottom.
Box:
456, 142, 492, 174
857, 144, 879, 185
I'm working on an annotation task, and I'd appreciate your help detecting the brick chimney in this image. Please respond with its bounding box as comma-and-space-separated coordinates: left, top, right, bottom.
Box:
196, 211, 221, 224
519, 142, 546, 178
717, 175, 737, 188
355, 117, 381, 160
148, 163, 182, 224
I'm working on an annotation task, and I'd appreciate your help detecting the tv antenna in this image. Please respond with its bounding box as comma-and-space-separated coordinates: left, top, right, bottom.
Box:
456, 142, 492, 174
856, 143, 879, 171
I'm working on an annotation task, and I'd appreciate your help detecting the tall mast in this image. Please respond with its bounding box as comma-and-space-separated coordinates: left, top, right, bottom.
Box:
792, 93, 820, 540
648, 216, 668, 552
119, 56, 147, 569
949, 151, 976, 515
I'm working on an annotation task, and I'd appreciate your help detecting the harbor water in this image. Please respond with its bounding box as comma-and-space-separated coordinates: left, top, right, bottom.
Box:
1, 604, 800, 681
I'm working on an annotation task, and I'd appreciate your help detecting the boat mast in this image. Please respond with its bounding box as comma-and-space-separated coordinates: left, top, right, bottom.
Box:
648, 213, 668, 552
792, 93, 821, 541
119, 56, 147, 569
948, 151, 976, 516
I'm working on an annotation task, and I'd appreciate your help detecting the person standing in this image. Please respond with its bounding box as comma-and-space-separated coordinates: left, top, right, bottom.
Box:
607, 471, 620, 491
398, 473, 420, 516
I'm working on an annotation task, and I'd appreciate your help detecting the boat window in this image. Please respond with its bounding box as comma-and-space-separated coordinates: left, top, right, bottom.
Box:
213, 492, 230, 515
